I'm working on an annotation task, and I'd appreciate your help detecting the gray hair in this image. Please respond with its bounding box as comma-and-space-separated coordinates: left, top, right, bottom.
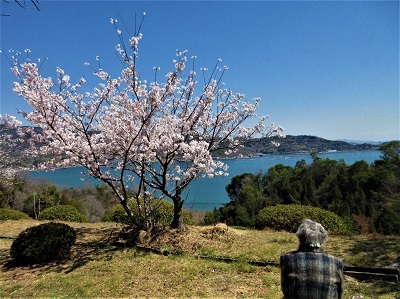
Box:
296, 219, 328, 247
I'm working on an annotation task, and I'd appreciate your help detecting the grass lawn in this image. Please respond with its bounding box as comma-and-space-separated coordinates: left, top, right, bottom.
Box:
0, 219, 399, 298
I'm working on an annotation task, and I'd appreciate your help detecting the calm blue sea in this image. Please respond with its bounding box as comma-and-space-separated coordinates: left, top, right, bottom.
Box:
29, 150, 382, 210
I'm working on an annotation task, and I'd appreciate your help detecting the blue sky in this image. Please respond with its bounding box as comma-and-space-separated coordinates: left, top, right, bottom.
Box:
1, 0, 399, 142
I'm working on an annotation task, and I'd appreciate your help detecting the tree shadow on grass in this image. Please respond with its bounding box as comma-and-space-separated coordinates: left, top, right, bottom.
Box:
1, 225, 149, 275
347, 236, 400, 268
347, 236, 400, 296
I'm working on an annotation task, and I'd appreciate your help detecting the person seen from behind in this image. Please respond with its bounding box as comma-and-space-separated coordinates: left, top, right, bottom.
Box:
280, 218, 344, 298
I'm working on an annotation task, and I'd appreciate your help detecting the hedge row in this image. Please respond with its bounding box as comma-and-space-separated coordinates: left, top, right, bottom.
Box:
102, 198, 194, 225
38, 205, 87, 222
256, 204, 348, 232
0, 208, 30, 220
1, 199, 194, 226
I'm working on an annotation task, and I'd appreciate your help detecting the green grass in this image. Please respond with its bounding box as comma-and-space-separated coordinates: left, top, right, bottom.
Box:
0, 220, 399, 298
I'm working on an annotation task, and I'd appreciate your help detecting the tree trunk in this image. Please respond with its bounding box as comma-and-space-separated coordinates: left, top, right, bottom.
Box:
120, 199, 141, 229
171, 199, 184, 229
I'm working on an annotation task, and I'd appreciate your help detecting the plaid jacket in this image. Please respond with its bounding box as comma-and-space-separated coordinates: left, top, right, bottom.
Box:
280, 246, 344, 299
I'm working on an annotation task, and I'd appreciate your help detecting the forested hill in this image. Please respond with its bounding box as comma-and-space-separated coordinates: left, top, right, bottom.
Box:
240, 135, 379, 156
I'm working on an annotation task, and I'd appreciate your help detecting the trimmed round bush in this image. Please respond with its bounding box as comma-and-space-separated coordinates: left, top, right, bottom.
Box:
102, 204, 129, 224
102, 198, 194, 226
38, 205, 87, 222
10, 222, 76, 264
0, 208, 30, 220
255, 204, 349, 233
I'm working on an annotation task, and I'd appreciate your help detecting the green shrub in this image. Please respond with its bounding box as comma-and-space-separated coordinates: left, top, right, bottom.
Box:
256, 204, 349, 233
203, 209, 222, 225
38, 205, 87, 222
10, 222, 76, 264
102, 204, 129, 224
102, 198, 194, 226
155, 200, 194, 225
0, 208, 30, 220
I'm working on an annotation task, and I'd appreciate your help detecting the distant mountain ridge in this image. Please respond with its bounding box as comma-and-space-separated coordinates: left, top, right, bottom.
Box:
338, 139, 384, 146
1, 126, 382, 165
215, 135, 381, 157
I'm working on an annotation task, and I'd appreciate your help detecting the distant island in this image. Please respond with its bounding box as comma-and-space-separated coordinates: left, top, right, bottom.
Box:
213, 135, 381, 158
0, 125, 382, 167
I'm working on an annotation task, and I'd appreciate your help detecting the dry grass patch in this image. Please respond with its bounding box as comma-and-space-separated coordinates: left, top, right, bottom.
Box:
137, 224, 296, 263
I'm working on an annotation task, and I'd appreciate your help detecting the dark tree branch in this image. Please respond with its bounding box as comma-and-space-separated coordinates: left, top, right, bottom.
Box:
1, 0, 40, 16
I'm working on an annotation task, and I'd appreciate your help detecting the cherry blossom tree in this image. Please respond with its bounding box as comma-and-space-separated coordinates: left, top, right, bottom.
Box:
1, 17, 284, 229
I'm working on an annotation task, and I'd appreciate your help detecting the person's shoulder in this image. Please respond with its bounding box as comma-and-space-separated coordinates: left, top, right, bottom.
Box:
324, 252, 342, 260
281, 251, 298, 258
280, 251, 298, 263
324, 253, 344, 266
280, 250, 308, 264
